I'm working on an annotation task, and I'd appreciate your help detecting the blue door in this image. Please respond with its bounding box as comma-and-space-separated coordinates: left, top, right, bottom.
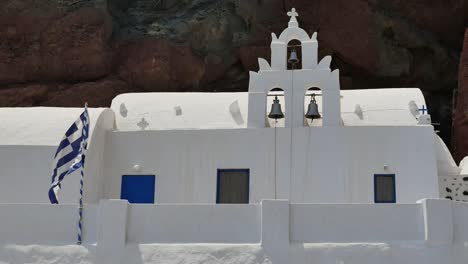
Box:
121, 175, 155, 203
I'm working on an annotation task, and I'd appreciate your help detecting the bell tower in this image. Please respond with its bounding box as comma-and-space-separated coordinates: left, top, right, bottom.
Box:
247, 8, 342, 128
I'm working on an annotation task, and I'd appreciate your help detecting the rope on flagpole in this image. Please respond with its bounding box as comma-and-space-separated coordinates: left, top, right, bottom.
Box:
77, 102, 88, 245
77, 166, 84, 245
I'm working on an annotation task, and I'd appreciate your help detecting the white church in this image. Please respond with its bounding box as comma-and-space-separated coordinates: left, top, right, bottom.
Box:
1, 8, 468, 264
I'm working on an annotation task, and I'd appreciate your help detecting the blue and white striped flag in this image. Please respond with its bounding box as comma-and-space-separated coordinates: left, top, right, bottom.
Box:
48, 106, 90, 204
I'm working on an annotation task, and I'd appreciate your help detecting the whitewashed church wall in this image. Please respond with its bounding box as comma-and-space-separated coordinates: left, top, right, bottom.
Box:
83, 109, 115, 204
290, 126, 439, 203
0, 109, 113, 204
126, 204, 261, 243
0, 146, 73, 203
104, 129, 281, 203
0, 204, 97, 244
290, 203, 424, 243
104, 126, 438, 204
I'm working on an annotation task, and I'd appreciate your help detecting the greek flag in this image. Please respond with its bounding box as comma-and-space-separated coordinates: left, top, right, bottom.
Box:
48, 106, 90, 204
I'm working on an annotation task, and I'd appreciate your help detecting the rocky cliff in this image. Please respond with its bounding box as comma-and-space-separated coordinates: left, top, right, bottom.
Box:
453, 29, 468, 162
0, 0, 467, 147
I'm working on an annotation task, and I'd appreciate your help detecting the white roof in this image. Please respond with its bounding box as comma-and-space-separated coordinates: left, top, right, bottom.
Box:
111, 93, 249, 131
340, 88, 426, 126
0, 89, 427, 144
111, 88, 427, 131
0, 107, 111, 146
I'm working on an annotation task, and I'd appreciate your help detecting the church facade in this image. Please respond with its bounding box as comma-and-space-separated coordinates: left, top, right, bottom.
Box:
0, 9, 464, 205
0, 8, 468, 264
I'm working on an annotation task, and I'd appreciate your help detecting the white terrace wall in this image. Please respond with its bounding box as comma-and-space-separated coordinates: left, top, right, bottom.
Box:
291, 204, 424, 243
104, 126, 438, 204
453, 201, 468, 242
127, 204, 261, 243
92, 199, 468, 256
0, 199, 467, 264
0, 204, 97, 244
0, 199, 465, 247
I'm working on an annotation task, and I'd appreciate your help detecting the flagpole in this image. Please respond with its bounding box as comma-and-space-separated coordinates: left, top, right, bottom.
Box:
77, 166, 84, 245
77, 102, 88, 245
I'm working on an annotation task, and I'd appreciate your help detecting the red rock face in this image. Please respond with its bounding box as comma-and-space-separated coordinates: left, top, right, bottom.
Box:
116, 39, 205, 92
307, 0, 379, 74
453, 29, 468, 162
42, 78, 132, 107
39, 7, 113, 82
244, 0, 379, 73
0, 84, 48, 106
0, 15, 44, 85
377, 0, 468, 49
0, 7, 112, 85
239, 46, 270, 72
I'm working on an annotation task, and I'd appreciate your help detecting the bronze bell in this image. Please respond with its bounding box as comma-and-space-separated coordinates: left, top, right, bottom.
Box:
288, 49, 300, 65
268, 96, 285, 120
305, 94, 321, 120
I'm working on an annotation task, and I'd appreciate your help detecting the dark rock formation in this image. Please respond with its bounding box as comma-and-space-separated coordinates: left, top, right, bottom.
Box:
42, 77, 132, 107
116, 39, 205, 92
0, 0, 467, 148
453, 29, 468, 162
0, 4, 113, 85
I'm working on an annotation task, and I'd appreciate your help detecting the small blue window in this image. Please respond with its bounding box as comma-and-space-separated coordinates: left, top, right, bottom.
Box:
121, 175, 155, 204
374, 174, 396, 203
216, 169, 250, 204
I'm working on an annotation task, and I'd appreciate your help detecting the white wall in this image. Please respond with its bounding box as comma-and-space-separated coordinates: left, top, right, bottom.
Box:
0, 199, 464, 246
0, 115, 439, 205
0, 204, 97, 244
127, 204, 261, 243
104, 126, 438, 204
83, 109, 115, 203
104, 129, 281, 203
290, 126, 439, 203
0, 109, 114, 204
291, 204, 424, 242
0, 146, 82, 204
453, 201, 468, 242
0, 199, 467, 264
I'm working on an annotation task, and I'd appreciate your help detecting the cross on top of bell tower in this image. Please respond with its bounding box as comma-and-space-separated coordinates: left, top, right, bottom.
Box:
287, 8, 298, 18
287, 8, 299, 28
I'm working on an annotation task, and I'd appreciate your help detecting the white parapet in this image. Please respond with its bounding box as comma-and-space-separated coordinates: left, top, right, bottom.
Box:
97, 199, 128, 263
418, 198, 454, 244
0, 199, 467, 264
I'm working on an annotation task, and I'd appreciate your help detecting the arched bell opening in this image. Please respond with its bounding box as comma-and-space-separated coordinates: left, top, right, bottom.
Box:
287, 39, 302, 70
266, 88, 286, 128
304, 87, 323, 127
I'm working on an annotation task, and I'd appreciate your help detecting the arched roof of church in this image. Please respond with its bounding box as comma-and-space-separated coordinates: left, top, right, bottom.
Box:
111, 92, 249, 131
110, 88, 427, 131
0, 107, 114, 145
0, 88, 429, 143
